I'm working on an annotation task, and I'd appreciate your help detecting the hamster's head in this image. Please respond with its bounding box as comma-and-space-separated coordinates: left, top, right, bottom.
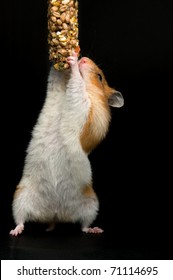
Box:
78, 57, 124, 108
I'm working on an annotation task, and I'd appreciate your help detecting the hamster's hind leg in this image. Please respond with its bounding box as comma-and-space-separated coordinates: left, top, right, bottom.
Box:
9, 185, 28, 236
80, 185, 104, 234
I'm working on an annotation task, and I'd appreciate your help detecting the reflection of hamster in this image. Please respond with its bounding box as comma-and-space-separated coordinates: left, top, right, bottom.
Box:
10, 52, 124, 236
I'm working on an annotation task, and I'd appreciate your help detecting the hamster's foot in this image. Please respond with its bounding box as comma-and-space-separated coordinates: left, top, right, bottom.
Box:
82, 227, 104, 234
9, 223, 24, 236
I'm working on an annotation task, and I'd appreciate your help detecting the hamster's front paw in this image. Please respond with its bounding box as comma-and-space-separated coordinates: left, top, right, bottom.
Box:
66, 51, 78, 67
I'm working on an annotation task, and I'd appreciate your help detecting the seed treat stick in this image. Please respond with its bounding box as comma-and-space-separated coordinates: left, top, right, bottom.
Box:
48, 0, 80, 70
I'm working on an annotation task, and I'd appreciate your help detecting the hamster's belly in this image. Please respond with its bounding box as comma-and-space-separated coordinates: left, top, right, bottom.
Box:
42, 153, 92, 221
21, 145, 92, 222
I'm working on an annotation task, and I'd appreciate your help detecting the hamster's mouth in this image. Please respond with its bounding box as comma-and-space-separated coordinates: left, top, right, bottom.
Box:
78, 60, 84, 78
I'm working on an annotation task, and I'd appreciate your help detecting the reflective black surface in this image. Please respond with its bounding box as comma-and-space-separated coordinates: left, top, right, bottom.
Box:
1, 222, 172, 260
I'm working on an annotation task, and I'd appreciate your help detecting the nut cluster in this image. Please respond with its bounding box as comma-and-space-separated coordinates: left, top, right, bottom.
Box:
48, 0, 80, 70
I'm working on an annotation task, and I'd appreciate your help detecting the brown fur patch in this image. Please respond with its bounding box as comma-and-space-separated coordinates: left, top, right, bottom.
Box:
80, 57, 118, 153
82, 184, 96, 198
80, 107, 99, 153
13, 185, 23, 200
80, 94, 111, 154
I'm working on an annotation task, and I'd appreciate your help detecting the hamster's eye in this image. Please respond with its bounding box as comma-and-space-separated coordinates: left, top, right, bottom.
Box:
97, 73, 103, 82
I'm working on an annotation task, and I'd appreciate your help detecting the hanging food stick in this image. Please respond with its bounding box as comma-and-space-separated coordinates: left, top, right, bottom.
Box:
48, 0, 80, 70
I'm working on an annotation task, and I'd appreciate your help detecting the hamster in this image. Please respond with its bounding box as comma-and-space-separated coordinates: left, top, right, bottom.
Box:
10, 52, 124, 236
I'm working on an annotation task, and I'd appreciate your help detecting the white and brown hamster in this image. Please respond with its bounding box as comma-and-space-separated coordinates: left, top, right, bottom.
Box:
10, 52, 124, 236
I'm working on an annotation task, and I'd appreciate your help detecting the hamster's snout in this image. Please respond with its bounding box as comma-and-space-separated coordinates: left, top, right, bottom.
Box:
78, 57, 89, 77
80, 58, 87, 63
78, 57, 90, 72
78, 57, 88, 66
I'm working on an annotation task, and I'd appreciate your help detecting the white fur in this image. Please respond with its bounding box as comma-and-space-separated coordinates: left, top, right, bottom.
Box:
12, 66, 99, 229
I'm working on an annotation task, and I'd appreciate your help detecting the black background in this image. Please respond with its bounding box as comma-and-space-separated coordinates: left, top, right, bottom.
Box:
1, 0, 173, 259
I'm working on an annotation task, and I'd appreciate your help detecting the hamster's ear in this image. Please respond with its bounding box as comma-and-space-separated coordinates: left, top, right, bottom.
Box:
108, 91, 124, 108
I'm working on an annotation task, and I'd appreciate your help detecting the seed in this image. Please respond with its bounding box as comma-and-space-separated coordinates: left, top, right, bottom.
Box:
70, 39, 77, 46
49, 51, 57, 60
65, 13, 70, 23
51, 6, 58, 12
60, 12, 66, 22
59, 35, 67, 42
52, 11, 60, 18
69, 1, 74, 7
62, 0, 70, 4
70, 7, 75, 13
64, 63, 70, 69
50, 40, 55, 46
62, 23, 68, 30
54, 63, 60, 70
52, 38, 59, 45
56, 19, 62, 25
51, 32, 57, 38
50, 25, 57, 31
52, 1, 60, 7
59, 5, 68, 12
51, 16, 57, 23
59, 41, 68, 47
60, 30, 68, 35
70, 16, 77, 24
58, 48, 68, 56
72, 30, 78, 37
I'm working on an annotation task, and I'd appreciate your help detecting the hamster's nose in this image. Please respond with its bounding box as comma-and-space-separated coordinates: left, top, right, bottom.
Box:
80, 57, 87, 64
